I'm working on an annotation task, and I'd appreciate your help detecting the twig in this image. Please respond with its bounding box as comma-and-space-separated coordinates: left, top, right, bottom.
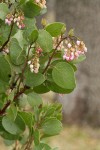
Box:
42, 36, 68, 74
24, 137, 33, 150
0, 86, 28, 116
0, 22, 14, 52
0, 43, 33, 116
16, 43, 33, 92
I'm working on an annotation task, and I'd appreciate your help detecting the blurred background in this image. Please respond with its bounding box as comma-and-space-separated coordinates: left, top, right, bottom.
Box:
1, 0, 100, 149
45, 0, 100, 149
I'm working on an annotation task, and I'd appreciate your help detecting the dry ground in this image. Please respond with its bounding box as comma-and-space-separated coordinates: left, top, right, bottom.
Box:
49, 125, 100, 150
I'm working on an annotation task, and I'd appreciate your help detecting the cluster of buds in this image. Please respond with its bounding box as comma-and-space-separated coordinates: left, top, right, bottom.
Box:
63, 40, 87, 61
27, 47, 42, 73
14, 13, 25, 29
5, 14, 14, 26
53, 36, 64, 50
53, 36, 87, 61
5, 12, 25, 29
35, 0, 46, 8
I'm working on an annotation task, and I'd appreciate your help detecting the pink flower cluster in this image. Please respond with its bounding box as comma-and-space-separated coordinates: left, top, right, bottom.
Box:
63, 40, 87, 61
27, 47, 42, 73
14, 14, 25, 29
5, 13, 25, 29
35, 0, 46, 8
5, 14, 14, 26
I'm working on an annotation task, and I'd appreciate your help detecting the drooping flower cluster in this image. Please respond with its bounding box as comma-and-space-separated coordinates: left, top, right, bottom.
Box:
35, 0, 46, 8
28, 47, 42, 73
14, 13, 25, 29
53, 36, 87, 61
5, 12, 25, 29
63, 40, 87, 61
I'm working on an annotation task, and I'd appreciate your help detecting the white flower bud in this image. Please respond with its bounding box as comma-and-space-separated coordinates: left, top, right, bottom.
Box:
76, 40, 81, 46
30, 64, 34, 69
16, 22, 19, 26
28, 61, 31, 65
14, 18, 17, 23
17, 16, 21, 21
68, 43, 72, 48
84, 47, 87, 52
30, 68, 34, 72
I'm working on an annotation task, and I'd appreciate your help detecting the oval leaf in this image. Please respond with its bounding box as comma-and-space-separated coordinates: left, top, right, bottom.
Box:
0, 3, 9, 20
19, 111, 33, 129
42, 118, 62, 136
52, 62, 76, 89
22, 2, 41, 18
29, 30, 38, 43
24, 70, 45, 87
37, 29, 53, 52
27, 92, 42, 107
47, 81, 74, 94
33, 83, 50, 94
9, 38, 26, 65
2, 115, 25, 135
0, 55, 11, 82
45, 22, 66, 37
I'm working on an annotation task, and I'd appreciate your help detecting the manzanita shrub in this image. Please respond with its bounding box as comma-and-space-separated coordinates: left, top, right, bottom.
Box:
0, 0, 87, 150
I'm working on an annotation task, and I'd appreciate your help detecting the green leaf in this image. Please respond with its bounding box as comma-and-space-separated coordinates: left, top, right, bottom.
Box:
34, 106, 40, 122
0, 3, 9, 20
5, 55, 23, 73
34, 143, 51, 150
12, 30, 27, 48
24, 70, 45, 87
47, 81, 74, 94
45, 107, 55, 117
37, 29, 53, 52
2, 114, 25, 135
0, 80, 8, 94
34, 130, 40, 146
22, 1, 41, 18
18, 94, 29, 108
71, 55, 86, 64
45, 22, 66, 37
9, 38, 26, 65
1, 131, 19, 140
68, 62, 77, 72
27, 92, 42, 107
7, 104, 17, 121
52, 62, 76, 89
0, 22, 10, 44
4, 139, 15, 146
42, 118, 62, 136
0, 55, 11, 82
29, 30, 38, 43
23, 18, 37, 38
19, 111, 33, 129
33, 83, 50, 94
